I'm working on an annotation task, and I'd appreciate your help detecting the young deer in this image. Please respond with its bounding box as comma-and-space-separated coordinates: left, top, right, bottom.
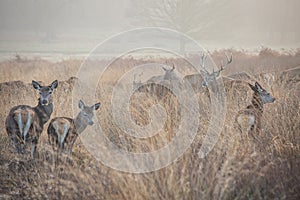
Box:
47, 100, 100, 157
236, 82, 275, 138
5, 80, 58, 157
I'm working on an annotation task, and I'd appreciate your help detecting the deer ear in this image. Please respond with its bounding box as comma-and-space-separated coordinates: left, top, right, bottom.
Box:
248, 83, 257, 92
50, 80, 58, 90
255, 82, 263, 92
92, 102, 101, 110
32, 80, 41, 90
162, 66, 167, 71
78, 100, 85, 110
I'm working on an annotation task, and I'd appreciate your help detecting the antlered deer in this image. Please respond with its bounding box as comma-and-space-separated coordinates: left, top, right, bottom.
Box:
184, 53, 232, 93
147, 63, 177, 84
5, 80, 58, 157
236, 82, 275, 138
139, 63, 181, 99
47, 100, 100, 157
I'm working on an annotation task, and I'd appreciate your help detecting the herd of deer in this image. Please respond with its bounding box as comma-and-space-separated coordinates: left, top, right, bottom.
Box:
5, 80, 100, 158
5, 53, 276, 159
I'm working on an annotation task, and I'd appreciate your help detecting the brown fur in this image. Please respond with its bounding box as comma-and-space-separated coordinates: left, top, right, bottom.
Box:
235, 82, 275, 141
47, 100, 100, 157
5, 80, 58, 157
236, 95, 263, 138
48, 117, 78, 155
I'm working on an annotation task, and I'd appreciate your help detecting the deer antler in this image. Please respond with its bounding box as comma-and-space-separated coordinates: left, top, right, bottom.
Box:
219, 53, 232, 71
213, 53, 232, 77
200, 52, 209, 75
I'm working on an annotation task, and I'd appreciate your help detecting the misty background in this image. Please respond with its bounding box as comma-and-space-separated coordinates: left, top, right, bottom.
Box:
0, 0, 299, 59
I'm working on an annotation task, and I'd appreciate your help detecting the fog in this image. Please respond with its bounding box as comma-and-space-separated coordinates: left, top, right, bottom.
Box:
0, 0, 299, 56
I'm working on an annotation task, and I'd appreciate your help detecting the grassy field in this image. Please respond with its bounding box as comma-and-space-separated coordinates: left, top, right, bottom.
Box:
0, 48, 299, 199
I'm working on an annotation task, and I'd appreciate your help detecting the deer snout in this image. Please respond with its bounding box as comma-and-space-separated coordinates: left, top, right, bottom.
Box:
201, 81, 207, 87
88, 120, 94, 125
41, 99, 48, 105
271, 97, 276, 102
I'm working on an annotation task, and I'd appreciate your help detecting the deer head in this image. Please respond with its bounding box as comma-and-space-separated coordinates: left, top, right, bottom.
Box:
249, 82, 275, 104
32, 80, 58, 105
200, 53, 232, 87
77, 100, 101, 126
162, 63, 175, 80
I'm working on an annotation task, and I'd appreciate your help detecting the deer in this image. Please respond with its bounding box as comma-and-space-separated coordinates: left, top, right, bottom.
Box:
235, 82, 275, 140
183, 53, 232, 93
5, 80, 58, 158
47, 100, 100, 158
144, 63, 181, 99
147, 63, 176, 84
146, 63, 180, 92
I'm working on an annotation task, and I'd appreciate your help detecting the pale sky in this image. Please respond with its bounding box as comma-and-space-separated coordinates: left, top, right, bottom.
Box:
0, 0, 299, 52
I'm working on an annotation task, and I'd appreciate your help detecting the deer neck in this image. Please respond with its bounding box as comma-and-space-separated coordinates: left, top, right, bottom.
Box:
74, 114, 88, 134
248, 93, 264, 114
34, 99, 54, 126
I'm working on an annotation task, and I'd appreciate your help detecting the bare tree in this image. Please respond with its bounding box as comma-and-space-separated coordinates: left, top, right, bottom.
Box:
127, 0, 235, 52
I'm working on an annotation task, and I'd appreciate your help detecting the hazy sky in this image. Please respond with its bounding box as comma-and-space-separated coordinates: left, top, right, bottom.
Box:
0, 0, 299, 50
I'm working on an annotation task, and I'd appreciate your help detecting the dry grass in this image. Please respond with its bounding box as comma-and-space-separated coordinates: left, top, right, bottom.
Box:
0, 49, 300, 199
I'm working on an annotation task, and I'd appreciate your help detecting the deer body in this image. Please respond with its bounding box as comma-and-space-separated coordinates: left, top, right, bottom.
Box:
147, 64, 178, 85
142, 63, 181, 98
48, 117, 78, 156
5, 80, 58, 157
236, 82, 275, 138
183, 74, 205, 93
47, 100, 100, 157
